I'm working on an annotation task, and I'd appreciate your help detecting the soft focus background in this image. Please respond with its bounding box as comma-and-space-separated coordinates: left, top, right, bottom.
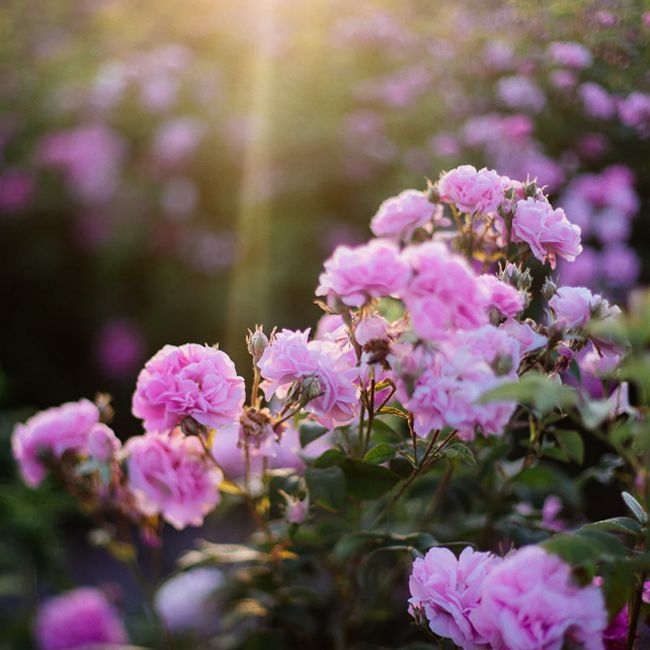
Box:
1, 0, 649, 646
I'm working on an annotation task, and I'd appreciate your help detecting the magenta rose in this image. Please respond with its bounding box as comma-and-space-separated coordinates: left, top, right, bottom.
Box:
132, 343, 245, 433
125, 430, 222, 529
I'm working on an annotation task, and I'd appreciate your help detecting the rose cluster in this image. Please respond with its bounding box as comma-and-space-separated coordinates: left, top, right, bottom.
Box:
409, 545, 607, 650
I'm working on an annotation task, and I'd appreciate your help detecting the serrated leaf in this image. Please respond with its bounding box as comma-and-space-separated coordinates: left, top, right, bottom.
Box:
363, 443, 396, 465
444, 442, 477, 465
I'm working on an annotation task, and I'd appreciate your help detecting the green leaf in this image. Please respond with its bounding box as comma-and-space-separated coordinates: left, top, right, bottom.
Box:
370, 417, 403, 442
444, 442, 477, 465
312, 448, 346, 468
480, 373, 576, 413
341, 460, 400, 500
363, 443, 396, 465
600, 560, 635, 618
582, 517, 642, 537
553, 430, 584, 464
299, 421, 329, 448
621, 491, 648, 524
305, 466, 346, 511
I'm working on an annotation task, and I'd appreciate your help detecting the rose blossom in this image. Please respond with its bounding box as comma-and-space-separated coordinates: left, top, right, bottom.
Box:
401, 242, 488, 340
499, 319, 548, 354
316, 239, 410, 308
409, 546, 501, 649
472, 546, 607, 650
549, 286, 619, 330
12, 399, 100, 487
87, 423, 121, 463
370, 189, 442, 240
437, 165, 508, 214
477, 274, 525, 318
258, 329, 358, 428
132, 343, 245, 433
512, 198, 582, 268
35, 587, 128, 650
125, 430, 222, 529
355, 314, 391, 346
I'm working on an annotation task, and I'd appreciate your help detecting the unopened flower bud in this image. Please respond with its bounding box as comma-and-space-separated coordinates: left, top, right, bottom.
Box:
280, 490, 309, 525
542, 277, 558, 301
246, 325, 269, 364
300, 375, 323, 404
492, 353, 513, 376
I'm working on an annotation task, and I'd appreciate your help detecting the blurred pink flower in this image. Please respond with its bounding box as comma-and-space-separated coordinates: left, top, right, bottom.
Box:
0, 169, 33, 212
12, 399, 100, 487
547, 41, 593, 69
96, 319, 145, 379
35, 587, 128, 650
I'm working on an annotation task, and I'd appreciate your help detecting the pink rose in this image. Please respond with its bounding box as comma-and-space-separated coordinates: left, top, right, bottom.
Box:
478, 274, 525, 318
512, 198, 582, 268
401, 242, 488, 340
316, 239, 410, 308
547, 41, 593, 69
87, 423, 121, 463
409, 546, 501, 650
549, 286, 619, 330
370, 189, 443, 240
437, 165, 508, 214
35, 587, 128, 650
125, 430, 222, 529
472, 546, 607, 650
12, 399, 100, 487
132, 343, 245, 433
499, 319, 548, 354
258, 330, 358, 429
355, 314, 390, 346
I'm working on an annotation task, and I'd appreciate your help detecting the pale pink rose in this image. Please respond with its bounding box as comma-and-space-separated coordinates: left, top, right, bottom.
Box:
316, 239, 410, 308
370, 189, 442, 240
35, 587, 128, 650
125, 430, 222, 529
499, 319, 548, 354
409, 546, 501, 649
477, 274, 525, 318
87, 423, 121, 463
258, 330, 358, 428
512, 198, 582, 268
132, 343, 245, 433
437, 165, 508, 214
12, 399, 100, 487
472, 546, 607, 650
549, 286, 619, 330
401, 242, 488, 340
